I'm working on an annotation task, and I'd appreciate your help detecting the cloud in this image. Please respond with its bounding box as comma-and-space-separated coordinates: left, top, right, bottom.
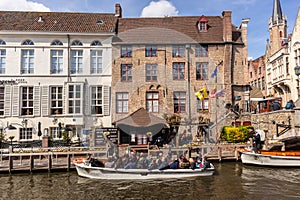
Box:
0, 0, 50, 11
141, 0, 179, 17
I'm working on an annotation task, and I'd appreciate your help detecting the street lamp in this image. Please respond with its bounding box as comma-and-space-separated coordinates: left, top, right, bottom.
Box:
186, 44, 192, 135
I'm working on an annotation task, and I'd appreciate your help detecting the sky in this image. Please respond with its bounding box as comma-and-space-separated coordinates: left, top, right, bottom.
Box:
0, 0, 299, 59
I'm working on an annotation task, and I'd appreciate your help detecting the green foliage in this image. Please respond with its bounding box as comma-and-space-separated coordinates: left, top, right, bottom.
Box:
220, 125, 254, 143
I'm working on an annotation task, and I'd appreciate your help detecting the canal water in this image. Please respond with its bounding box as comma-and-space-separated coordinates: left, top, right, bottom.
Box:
0, 162, 299, 200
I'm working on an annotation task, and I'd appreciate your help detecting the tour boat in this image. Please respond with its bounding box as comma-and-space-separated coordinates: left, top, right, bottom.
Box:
239, 136, 300, 167
73, 158, 215, 180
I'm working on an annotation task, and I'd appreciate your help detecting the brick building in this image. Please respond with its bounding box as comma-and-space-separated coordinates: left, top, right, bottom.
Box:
112, 6, 250, 145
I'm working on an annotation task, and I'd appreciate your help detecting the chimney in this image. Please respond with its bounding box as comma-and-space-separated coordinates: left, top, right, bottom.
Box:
222, 11, 232, 42
115, 4, 122, 18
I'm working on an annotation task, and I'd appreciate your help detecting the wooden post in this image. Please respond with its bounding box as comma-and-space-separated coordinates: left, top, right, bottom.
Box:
218, 146, 222, 161
9, 155, 13, 173
48, 153, 52, 172
234, 146, 239, 160
67, 153, 71, 171
30, 154, 34, 172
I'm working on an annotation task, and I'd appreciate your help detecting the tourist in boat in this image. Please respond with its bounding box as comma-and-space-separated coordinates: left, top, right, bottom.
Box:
201, 156, 210, 169
124, 152, 138, 169
158, 157, 169, 170
195, 157, 202, 168
179, 155, 190, 169
169, 158, 180, 169
148, 159, 158, 170
189, 157, 196, 169
104, 157, 115, 168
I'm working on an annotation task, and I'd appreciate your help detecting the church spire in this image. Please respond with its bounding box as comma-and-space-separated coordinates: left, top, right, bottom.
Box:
272, 0, 283, 24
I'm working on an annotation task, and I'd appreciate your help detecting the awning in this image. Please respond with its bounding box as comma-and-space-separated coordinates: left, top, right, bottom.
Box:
114, 108, 168, 135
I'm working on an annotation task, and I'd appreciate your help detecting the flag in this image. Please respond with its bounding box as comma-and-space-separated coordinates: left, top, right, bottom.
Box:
281, 38, 288, 47
211, 66, 218, 78
215, 89, 225, 98
210, 83, 217, 96
195, 86, 208, 100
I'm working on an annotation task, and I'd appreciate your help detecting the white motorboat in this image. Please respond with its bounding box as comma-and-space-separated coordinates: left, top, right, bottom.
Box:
240, 150, 300, 167
73, 158, 215, 180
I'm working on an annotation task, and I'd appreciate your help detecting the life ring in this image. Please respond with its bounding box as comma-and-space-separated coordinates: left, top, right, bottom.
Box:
73, 158, 84, 164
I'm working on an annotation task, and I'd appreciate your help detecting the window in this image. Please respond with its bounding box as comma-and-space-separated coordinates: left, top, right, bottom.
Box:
121, 64, 132, 82
198, 22, 207, 31
258, 79, 261, 90
259, 67, 261, 74
21, 86, 33, 116
50, 127, 60, 139
21, 50, 34, 74
68, 84, 81, 114
71, 40, 83, 46
197, 16, 208, 32
121, 46, 132, 58
51, 50, 63, 74
196, 62, 208, 80
0, 86, 4, 116
51, 40, 63, 46
0, 40, 6, 45
250, 72, 252, 79
0, 49, 6, 74
262, 77, 265, 90
71, 50, 83, 74
172, 45, 185, 57
91, 86, 103, 115
50, 86, 63, 115
146, 92, 159, 113
146, 64, 157, 81
22, 40, 34, 45
195, 45, 208, 57
286, 57, 289, 74
197, 98, 209, 112
91, 41, 102, 46
20, 128, 33, 140
90, 50, 103, 74
173, 62, 185, 80
116, 92, 128, 113
145, 46, 157, 57
174, 92, 186, 113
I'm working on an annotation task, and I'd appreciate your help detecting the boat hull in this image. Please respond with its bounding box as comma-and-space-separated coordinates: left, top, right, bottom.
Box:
74, 163, 214, 180
240, 151, 300, 167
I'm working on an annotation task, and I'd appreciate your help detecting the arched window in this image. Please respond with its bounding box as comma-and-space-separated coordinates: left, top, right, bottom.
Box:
279, 31, 283, 38
91, 40, 102, 46
51, 40, 63, 45
0, 39, 6, 45
71, 40, 83, 46
22, 39, 34, 45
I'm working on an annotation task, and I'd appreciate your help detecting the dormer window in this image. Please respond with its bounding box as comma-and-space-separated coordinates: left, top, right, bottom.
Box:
197, 16, 208, 32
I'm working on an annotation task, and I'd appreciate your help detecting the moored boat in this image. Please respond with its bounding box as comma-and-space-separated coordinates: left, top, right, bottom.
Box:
73, 158, 215, 180
240, 151, 300, 167
239, 136, 300, 167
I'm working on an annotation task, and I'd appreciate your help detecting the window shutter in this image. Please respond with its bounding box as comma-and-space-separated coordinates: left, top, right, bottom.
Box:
4, 85, 12, 116
34, 86, 41, 116
63, 84, 67, 115
103, 85, 110, 116
41, 86, 49, 116
84, 84, 90, 115
12, 86, 19, 116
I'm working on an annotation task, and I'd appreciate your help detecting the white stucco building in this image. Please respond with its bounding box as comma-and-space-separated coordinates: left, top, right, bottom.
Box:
0, 6, 121, 142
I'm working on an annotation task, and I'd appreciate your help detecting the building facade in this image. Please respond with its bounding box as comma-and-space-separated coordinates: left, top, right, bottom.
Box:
111, 10, 249, 145
0, 9, 119, 142
265, 0, 300, 105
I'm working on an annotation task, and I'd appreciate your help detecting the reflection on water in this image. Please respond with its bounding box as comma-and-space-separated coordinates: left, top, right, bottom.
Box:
0, 162, 300, 200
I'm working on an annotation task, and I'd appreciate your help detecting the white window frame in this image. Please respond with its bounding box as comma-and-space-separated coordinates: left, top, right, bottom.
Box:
68, 83, 83, 115
90, 50, 103, 74
51, 50, 63, 74
21, 49, 34, 74
0, 49, 6, 74
71, 50, 83, 74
